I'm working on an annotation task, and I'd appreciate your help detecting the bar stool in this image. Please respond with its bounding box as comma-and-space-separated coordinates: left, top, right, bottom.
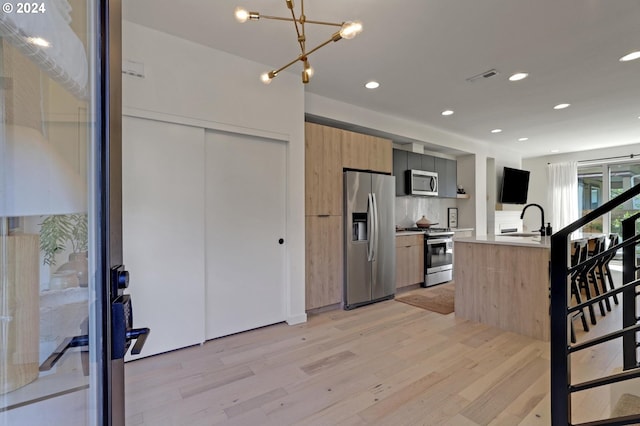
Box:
570, 239, 590, 343
578, 236, 607, 325
590, 235, 611, 312
596, 233, 620, 306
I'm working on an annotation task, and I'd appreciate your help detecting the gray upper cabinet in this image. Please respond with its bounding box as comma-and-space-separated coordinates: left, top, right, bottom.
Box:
407, 152, 422, 172
435, 157, 458, 198
392, 149, 408, 195
393, 148, 457, 198
421, 154, 435, 172
408, 152, 435, 172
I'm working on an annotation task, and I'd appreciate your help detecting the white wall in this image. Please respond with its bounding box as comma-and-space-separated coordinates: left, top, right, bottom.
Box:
305, 93, 523, 236
121, 21, 307, 337
523, 143, 640, 232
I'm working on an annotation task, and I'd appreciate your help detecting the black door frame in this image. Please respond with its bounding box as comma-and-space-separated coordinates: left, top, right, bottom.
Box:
97, 0, 123, 424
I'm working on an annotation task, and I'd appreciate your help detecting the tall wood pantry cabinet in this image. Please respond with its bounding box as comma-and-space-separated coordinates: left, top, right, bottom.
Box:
305, 122, 392, 310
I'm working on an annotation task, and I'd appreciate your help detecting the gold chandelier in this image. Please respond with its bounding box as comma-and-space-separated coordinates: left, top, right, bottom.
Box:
235, 0, 363, 84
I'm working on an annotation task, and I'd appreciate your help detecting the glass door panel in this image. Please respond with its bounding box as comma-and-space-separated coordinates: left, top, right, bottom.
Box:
578, 166, 604, 233
609, 162, 640, 236
0, 1, 102, 423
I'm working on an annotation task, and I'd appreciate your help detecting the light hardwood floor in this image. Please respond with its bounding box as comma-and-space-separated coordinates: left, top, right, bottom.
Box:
125, 279, 631, 426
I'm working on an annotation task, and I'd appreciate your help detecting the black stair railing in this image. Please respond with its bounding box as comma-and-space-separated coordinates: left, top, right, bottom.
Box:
551, 183, 640, 426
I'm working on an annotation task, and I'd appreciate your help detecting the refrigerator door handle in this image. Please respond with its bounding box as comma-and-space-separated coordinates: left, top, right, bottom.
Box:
371, 193, 379, 262
367, 193, 374, 261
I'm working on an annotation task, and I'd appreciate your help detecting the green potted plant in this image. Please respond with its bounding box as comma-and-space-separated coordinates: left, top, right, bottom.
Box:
39, 213, 88, 287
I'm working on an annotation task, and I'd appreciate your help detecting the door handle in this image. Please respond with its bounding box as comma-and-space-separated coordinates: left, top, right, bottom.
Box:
367, 193, 374, 261
112, 294, 151, 359
111, 266, 150, 360
126, 328, 151, 355
40, 334, 90, 374
371, 193, 379, 262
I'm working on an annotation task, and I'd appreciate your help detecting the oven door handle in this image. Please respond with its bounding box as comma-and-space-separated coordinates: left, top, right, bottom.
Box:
426, 238, 451, 244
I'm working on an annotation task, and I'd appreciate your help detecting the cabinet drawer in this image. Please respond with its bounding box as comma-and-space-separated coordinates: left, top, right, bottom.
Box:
396, 243, 424, 288
395, 234, 424, 247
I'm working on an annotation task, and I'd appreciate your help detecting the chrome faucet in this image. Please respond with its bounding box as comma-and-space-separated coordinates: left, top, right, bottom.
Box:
520, 203, 546, 235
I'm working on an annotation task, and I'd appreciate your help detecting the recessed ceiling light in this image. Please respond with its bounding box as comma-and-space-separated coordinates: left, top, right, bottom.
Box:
554, 103, 571, 110
518, 137, 529, 142
441, 110, 454, 116
491, 129, 502, 133
619, 51, 640, 62
508, 72, 529, 81
551, 149, 560, 153
365, 81, 380, 89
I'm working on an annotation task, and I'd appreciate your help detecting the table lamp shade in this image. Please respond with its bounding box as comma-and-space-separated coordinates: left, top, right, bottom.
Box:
1, 124, 86, 394
1, 124, 86, 217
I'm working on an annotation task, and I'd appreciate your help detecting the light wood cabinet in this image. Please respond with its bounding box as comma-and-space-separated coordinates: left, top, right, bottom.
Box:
341, 130, 392, 174
305, 216, 343, 310
305, 123, 343, 216
305, 122, 393, 310
395, 235, 424, 288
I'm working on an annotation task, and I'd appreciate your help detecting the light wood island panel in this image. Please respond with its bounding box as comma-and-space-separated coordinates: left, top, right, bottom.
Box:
454, 240, 551, 341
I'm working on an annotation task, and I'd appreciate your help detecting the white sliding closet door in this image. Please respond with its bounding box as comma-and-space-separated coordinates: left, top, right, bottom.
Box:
205, 131, 287, 340
122, 116, 206, 358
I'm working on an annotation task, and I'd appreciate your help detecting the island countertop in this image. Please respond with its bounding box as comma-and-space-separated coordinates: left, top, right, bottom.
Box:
454, 234, 551, 248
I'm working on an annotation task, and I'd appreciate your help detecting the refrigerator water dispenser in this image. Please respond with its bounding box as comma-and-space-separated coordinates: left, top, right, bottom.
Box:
352, 213, 368, 241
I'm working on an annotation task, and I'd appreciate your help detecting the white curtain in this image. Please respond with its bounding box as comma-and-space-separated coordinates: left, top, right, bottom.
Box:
548, 161, 579, 231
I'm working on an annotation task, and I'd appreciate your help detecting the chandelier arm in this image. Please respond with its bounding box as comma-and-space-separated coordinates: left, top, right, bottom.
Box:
270, 31, 342, 77
255, 15, 342, 27
286, 2, 305, 55
304, 32, 343, 56
300, 0, 306, 53
272, 54, 306, 76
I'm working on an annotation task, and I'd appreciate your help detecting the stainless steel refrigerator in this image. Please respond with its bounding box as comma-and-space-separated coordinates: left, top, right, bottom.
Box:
344, 171, 396, 310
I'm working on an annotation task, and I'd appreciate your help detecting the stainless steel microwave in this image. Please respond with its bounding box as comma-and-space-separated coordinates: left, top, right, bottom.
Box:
406, 169, 438, 196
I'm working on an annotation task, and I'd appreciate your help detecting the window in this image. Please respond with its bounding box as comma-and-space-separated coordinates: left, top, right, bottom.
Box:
578, 166, 604, 233
578, 161, 640, 235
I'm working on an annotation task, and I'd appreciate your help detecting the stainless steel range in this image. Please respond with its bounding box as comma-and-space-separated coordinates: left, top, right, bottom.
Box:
403, 227, 455, 286
423, 228, 454, 286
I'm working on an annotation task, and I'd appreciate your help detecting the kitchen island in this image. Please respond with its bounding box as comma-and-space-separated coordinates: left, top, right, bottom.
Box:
453, 235, 551, 341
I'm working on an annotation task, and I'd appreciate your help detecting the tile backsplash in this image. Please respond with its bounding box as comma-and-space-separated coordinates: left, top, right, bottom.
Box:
395, 196, 458, 228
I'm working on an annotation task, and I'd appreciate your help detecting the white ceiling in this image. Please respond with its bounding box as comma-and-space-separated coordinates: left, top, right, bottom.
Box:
123, 0, 640, 159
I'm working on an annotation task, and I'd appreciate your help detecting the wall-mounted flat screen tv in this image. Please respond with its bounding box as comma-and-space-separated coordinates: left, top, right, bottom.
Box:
499, 167, 530, 204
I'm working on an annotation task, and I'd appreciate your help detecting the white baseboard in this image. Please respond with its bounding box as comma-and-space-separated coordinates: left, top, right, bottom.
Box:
286, 313, 307, 325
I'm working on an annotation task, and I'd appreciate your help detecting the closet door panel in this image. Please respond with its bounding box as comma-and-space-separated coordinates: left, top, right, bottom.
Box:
205, 130, 287, 340
122, 116, 206, 358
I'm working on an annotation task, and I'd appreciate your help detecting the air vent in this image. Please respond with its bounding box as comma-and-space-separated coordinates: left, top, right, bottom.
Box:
466, 68, 499, 83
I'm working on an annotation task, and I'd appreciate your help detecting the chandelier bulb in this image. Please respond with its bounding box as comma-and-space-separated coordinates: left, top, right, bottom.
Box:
235, 7, 259, 22
260, 72, 275, 84
235, 7, 249, 23
303, 60, 314, 79
339, 21, 363, 40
